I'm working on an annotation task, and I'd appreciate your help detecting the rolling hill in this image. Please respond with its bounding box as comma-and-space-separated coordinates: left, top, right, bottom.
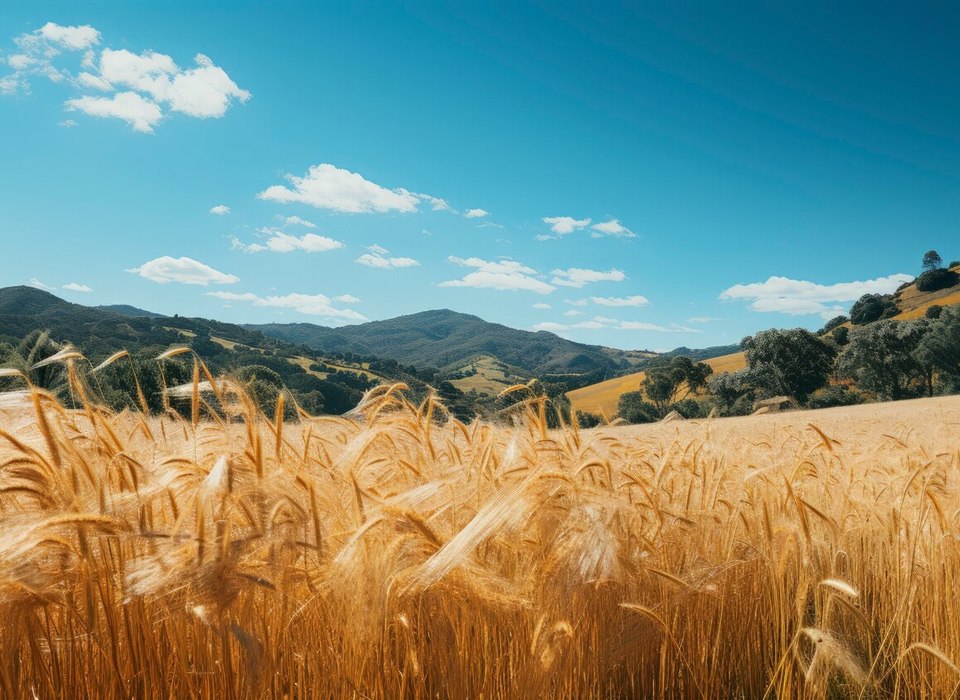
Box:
247, 309, 656, 377
567, 351, 748, 418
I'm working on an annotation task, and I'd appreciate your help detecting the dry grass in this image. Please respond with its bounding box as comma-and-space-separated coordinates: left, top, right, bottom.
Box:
1, 353, 960, 697
567, 351, 747, 417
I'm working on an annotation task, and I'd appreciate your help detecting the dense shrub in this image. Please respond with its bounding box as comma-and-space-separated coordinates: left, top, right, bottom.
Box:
617, 391, 660, 424
671, 398, 709, 418
925, 305, 943, 319
915, 268, 959, 293
806, 386, 866, 410
849, 294, 898, 325
576, 411, 603, 428
821, 315, 848, 334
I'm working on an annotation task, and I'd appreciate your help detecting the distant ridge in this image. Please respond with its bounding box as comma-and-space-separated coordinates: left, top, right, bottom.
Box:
247, 309, 653, 376
98, 304, 165, 318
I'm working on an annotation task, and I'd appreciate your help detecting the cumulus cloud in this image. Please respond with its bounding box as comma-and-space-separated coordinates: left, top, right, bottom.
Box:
66, 91, 163, 132
62, 282, 92, 292
232, 228, 344, 254
550, 267, 626, 288
542, 216, 591, 236
440, 256, 555, 294
590, 295, 649, 307
258, 163, 447, 214
355, 245, 419, 269
590, 219, 636, 238
209, 204, 230, 215
465, 208, 489, 218
719, 273, 913, 319
2, 23, 249, 130
206, 291, 366, 322
335, 294, 361, 303
128, 256, 238, 285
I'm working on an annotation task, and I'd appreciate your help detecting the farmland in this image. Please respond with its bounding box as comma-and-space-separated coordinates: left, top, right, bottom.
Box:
1, 366, 958, 696
567, 351, 748, 418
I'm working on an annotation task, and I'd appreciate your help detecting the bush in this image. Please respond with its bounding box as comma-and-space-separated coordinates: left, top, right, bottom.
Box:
950, 260, 960, 268
576, 411, 603, 428
926, 305, 944, 319
671, 398, 708, 419
806, 386, 865, 410
617, 391, 660, 424
915, 268, 959, 293
849, 294, 898, 325
821, 315, 848, 334
831, 326, 849, 346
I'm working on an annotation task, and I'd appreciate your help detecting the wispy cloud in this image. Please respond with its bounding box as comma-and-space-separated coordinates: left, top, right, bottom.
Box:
533, 316, 700, 333
550, 267, 625, 288
464, 208, 489, 218
232, 228, 344, 254
719, 273, 912, 320
26, 278, 56, 292
206, 291, 366, 322
532, 302, 552, 309
589, 295, 649, 307
209, 204, 230, 215
440, 256, 555, 294
62, 282, 92, 292
128, 256, 238, 285
542, 216, 590, 236
355, 245, 420, 269
590, 219, 635, 238
258, 163, 447, 214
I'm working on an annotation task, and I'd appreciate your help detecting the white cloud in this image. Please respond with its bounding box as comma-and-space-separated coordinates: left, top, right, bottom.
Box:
27, 278, 55, 291
465, 208, 489, 218
687, 316, 725, 323
76, 71, 112, 91
209, 204, 230, 215
335, 294, 361, 303
550, 267, 626, 288
2, 25, 248, 130
66, 91, 163, 132
38, 23, 100, 50
206, 291, 366, 322
534, 316, 700, 334
128, 256, 238, 285
532, 302, 552, 310
281, 215, 316, 228
258, 163, 445, 214
563, 309, 584, 317
232, 229, 344, 254
590, 219, 636, 238
719, 273, 912, 319
440, 256, 555, 294
356, 245, 420, 269
58, 119, 78, 128
542, 216, 591, 236
62, 282, 92, 292
590, 295, 649, 307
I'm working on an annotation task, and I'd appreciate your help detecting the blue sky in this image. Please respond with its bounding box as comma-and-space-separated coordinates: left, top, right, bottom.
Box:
1, 2, 958, 351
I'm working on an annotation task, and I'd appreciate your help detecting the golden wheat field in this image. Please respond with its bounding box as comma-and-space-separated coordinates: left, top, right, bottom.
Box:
2, 362, 960, 698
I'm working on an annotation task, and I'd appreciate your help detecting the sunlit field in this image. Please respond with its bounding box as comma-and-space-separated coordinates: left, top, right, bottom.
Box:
2, 359, 960, 698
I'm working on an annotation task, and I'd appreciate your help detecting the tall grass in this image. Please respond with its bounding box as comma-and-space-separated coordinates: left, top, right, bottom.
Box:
1, 351, 959, 697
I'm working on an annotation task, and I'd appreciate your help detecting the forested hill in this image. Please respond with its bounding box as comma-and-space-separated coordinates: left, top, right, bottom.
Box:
247, 309, 653, 375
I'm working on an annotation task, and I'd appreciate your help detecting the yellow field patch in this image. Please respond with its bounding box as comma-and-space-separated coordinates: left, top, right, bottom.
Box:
567, 351, 747, 418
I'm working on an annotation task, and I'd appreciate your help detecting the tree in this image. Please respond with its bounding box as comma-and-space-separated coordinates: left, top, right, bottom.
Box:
923, 250, 943, 271
916, 306, 960, 392
741, 328, 836, 403
821, 316, 848, 334
706, 369, 755, 415
849, 294, 898, 325
616, 391, 659, 424
640, 356, 713, 414
925, 305, 943, 320
839, 320, 929, 400
915, 268, 959, 292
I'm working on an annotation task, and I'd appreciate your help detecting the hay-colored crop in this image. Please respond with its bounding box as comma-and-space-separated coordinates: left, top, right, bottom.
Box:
0, 348, 958, 697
